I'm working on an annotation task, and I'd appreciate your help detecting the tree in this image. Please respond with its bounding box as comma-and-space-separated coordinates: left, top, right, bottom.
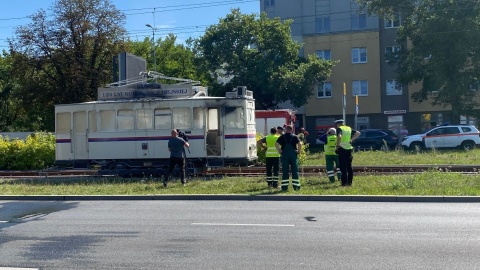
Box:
9, 0, 127, 130
357, 0, 480, 124
196, 9, 332, 109
0, 51, 26, 131
125, 34, 210, 83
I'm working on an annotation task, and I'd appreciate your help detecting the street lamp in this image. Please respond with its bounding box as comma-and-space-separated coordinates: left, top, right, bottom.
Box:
145, 24, 156, 72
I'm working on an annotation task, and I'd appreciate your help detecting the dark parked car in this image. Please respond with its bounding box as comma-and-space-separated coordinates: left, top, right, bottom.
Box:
352, 129, 399, 151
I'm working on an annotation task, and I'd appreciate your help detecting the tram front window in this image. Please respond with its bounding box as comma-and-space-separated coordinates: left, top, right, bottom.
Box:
225, 107, 244, 128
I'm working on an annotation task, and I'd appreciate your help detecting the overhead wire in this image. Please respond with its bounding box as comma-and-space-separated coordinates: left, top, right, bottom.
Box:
0, 1, 479, 48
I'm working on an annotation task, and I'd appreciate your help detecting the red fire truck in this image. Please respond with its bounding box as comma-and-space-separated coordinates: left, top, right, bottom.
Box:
255, 109, 296, 135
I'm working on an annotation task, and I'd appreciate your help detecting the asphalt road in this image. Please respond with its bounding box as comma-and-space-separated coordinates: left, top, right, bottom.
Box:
1, 200, 480, 270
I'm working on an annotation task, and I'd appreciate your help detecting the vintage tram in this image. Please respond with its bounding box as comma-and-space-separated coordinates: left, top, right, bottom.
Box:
54, 71, 257, 175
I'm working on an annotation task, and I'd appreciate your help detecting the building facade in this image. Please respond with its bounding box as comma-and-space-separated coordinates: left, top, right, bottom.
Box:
261, 0, 465, 143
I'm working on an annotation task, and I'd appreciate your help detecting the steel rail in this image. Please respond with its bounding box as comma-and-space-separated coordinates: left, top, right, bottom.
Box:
0, 165, 479, 178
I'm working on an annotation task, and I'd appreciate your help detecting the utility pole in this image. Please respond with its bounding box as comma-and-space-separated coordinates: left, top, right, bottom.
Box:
145, 23, 156, 73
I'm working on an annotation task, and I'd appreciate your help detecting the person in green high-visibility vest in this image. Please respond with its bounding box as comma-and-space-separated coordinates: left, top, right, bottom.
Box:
319, 128, 342, 183
335, 119, 360, 186
275, 125, 302, 191
257, 127, 281, 188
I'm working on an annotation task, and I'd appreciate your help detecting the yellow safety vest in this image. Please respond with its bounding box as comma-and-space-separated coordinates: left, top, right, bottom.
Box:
339, 126, 353, 150
265, 134, 281, 158
325, 135, 337, 155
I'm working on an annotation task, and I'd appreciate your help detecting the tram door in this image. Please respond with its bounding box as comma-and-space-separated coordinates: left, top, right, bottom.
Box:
73, 111, 88, 160
206, 108, 222, 156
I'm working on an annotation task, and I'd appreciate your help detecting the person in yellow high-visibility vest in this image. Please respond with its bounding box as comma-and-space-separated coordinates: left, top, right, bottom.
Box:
257, 127, 281, 188
319, 128, 342, 183
335, 119, 360, 186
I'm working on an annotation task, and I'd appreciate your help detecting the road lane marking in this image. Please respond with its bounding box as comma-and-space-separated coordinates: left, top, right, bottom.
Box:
0, 268, 39, 270
191, 223, 294, 227
19, 213, 46, 221
0, 221, 8, 223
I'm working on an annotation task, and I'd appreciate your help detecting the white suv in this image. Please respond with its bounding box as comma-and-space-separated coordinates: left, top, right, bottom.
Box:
402, 125, 480, 150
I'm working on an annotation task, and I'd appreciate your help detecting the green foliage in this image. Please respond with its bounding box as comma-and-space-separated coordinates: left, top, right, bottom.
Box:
0, 133, 55, 170
9, 0, 128, 131
196, 9, 333, 109
0, 51, 32, 131
2, 172, 480, 196
125, 34, 211, 84
256, 133, 267, 163
357, 0, 480, 123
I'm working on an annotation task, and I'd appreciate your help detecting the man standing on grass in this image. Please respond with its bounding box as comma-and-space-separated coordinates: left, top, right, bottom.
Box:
319, 128, 342, 183
164, 129, 189, 188
275, 125, 302, 191
257, 127, 281, 188
335, 119, 360, 186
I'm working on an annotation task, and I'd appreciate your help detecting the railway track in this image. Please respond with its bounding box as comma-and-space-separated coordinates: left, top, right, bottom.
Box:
0, 165, 479, 178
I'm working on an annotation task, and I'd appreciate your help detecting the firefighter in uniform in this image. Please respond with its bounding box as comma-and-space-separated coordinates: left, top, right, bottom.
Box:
319, 128, 342, 183
335, 119, 360, 186
275, 125, 302, 191
257, 127, 281, 188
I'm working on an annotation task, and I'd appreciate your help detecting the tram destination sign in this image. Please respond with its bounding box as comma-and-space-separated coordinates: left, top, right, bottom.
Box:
98, 84, 193, 100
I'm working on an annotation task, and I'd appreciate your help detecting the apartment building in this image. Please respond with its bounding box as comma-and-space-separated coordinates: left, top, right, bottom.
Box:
261, 0, 457, 141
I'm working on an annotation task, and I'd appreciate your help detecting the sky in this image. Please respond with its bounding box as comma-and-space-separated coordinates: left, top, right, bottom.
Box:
0, 0, 260, 49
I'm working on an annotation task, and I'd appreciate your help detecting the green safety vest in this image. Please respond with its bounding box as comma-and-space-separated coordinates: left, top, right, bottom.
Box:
265, 134, 281, 158
339, 125, 353, 150
324, 135, 337, 155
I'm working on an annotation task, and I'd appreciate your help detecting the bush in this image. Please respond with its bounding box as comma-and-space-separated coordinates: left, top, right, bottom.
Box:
0, 132, 55, 170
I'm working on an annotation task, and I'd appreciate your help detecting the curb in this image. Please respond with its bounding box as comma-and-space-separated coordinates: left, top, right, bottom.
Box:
0, 195, 479, 202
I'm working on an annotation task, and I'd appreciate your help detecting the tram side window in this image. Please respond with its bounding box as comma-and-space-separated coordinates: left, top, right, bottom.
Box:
247, 108, 255, 124
100, 110, 115, 131
193, 107, 204, 129
208, 109, 219, 130
137, 109, 153, 130
118, 110, 134, 130
154, 109, 172, 130
225, 107, 245, 128
56, 112, 71, 134
173, 107, 191, 129
88, 111, 97, 132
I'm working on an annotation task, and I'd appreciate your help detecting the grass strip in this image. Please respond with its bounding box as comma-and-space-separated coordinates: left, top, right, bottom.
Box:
1, 170, 480, 196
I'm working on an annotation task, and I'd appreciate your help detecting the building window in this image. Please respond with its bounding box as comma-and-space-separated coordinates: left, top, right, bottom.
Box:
315, 17, 331, 33
351, 13, 367, 30
316, 50, 331, 60
352, 80, 368, 96
385, 13, 401, 28
386, 80, 403, 95
352, 47, 367, 63
385, 46, 400, 62
264, 0, 275, 7
317, 82, 332, 98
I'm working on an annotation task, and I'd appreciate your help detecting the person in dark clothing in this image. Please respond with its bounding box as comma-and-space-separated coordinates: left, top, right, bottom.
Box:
276, 126, 284, 135
275, 125, 302, 191
164, 129, 190, 187
335, 119, 360, 186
